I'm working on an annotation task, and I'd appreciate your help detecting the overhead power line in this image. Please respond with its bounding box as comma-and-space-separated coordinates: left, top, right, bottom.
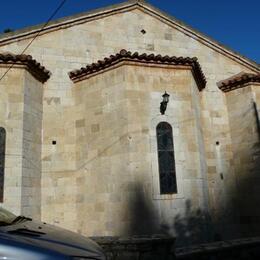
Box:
0, 0, 68, 82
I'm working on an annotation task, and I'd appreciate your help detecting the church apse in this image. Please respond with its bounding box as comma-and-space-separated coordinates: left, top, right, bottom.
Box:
0, 53, 50, 218
220, 73, 260, 237
68, 49, 209, 240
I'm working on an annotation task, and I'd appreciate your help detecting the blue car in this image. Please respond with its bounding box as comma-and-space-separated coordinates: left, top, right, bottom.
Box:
0, 207, 105, 260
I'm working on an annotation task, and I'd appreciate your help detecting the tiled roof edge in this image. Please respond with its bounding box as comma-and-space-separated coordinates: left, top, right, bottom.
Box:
0, 53, 51, 83
69, 49, 207, 91
218, 73, 260, 92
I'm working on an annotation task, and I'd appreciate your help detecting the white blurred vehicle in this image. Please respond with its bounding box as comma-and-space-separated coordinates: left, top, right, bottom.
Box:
0, 207, 105, 260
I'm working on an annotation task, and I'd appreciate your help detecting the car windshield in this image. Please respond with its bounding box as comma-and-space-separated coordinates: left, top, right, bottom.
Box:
0, 207, 17, 225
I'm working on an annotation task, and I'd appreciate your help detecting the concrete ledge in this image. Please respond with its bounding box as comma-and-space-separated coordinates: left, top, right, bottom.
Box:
91, 235, 176, 260
176, 237, 260, 260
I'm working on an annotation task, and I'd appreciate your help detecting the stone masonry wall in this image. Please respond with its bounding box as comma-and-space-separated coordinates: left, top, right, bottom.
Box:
70, 63, 210, 244
0, 67, 43, 219
0, 6, 258, 243
21, 71, 43, 220
226, 83, 260, 237
0, 68, 25, 215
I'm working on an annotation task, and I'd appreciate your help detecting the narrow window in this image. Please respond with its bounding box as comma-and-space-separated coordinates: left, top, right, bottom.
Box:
0, 127, 6, 202
156, 122, 177, 194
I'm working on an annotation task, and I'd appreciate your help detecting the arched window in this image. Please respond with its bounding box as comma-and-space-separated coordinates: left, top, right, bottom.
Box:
156, 122, 177, 194
0, 127, 6, 202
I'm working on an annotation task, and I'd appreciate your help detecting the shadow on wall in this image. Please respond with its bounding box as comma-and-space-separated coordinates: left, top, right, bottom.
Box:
233, 143, 260, 237
169, 201, 215, 247
126, 182, 161, 236
125, 182, 215, 246
229, 101, 260, 238
126, 163, 260, 247
169, 155, 260, 246
123, 104, 260, 246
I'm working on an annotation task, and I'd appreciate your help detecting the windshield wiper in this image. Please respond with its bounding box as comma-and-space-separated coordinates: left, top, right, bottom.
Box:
11, 216, 32, 225
0, 221, 12, 226
8, 228, 45, 237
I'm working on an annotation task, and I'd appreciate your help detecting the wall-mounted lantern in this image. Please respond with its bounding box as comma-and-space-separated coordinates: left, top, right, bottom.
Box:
160, 91, 170, 115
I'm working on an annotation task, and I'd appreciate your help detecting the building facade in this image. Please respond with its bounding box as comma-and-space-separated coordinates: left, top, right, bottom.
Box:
0, 0, 259, 245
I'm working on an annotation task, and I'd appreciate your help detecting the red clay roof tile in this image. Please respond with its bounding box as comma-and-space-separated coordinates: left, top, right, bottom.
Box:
0, 53, 51, 83
218, 73, 260, 92
69, 49, 206, 90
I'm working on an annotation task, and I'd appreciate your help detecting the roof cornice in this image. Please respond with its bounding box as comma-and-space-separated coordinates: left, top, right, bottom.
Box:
218, 73, 260, 92
69, 49, 207, 91
0, 53, 51, 83
138, 1, 259, 72
0, 1, 140, 44
0, 1, 259, 73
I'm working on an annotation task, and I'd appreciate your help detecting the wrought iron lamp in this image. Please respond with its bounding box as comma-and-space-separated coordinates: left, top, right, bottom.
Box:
160, 91, 170, 115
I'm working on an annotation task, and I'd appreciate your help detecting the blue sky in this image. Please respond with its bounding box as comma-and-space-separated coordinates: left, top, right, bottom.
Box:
0, 0, 259, 64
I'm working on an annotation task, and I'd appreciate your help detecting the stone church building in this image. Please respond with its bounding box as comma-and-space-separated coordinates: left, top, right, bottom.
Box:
0, 0, 259, 245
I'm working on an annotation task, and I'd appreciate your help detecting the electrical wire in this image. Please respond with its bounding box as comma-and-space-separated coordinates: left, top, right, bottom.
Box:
0, 0, 68, 82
